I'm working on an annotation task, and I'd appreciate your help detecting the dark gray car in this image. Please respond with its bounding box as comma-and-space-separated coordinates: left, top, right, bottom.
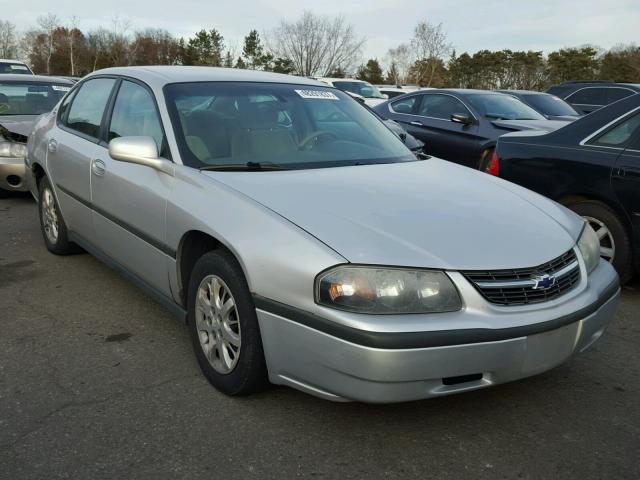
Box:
496, 90, 581, 121
373, 89, 569, 169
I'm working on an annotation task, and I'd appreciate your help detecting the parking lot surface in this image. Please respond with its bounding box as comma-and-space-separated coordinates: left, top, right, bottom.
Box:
1, 193, 639, 480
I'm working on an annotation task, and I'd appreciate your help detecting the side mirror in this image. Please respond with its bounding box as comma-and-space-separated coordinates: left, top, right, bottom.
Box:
108, 136, 174, 176
451, 113, 472, 125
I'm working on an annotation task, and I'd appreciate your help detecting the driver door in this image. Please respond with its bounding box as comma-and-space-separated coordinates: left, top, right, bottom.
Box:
90, 79, 174, 296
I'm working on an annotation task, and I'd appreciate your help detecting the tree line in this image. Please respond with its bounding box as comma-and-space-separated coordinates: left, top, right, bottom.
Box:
1, 13, 639, 90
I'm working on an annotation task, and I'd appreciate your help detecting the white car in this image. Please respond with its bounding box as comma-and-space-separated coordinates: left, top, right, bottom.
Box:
0, 59, 34, 75
317, 78, 388, 107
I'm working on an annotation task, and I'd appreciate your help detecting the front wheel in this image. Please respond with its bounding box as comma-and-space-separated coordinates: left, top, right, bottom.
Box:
38, 177, 80, 255
568, 200, 634, 284
187, 250, 268, 395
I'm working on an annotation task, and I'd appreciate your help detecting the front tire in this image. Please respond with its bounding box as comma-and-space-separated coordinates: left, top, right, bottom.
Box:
567, 200, 634, 284
38, 177, 80, 255
187, 250, 268, 395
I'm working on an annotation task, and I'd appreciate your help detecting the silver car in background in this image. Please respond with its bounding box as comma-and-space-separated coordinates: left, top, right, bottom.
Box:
26, 67, 620, 403
0, 75, 73, 197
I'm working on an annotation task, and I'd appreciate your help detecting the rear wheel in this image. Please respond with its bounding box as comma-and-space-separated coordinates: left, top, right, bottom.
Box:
38, 177, 80, 255
187, 250, 268, 395
567, 199, 634, 283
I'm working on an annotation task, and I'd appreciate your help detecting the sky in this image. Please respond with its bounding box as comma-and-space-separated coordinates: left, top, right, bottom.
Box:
2, 0, 639, 64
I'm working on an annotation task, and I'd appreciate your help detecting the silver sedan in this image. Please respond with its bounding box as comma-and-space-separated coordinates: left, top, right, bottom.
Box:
26, 66, 620, 403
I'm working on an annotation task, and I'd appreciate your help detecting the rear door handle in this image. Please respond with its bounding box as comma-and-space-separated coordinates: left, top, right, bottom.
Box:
619, 165, 640, 178
91, 159, 106, 177
410, 121, 424, 127
48, 138, 58, 153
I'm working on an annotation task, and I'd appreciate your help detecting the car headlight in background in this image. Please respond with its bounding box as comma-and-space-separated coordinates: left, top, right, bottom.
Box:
0, 141, 27, 158
316, 266, 462, 314
577, 222, 600, 274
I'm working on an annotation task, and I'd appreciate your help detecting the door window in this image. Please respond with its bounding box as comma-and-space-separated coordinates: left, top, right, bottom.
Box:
65, 78, 116, 140
567, 87, 605, 106
417, 94, 470, 120
590, 113, 640, 148
606, 88, 635, 103
390, 95, 419, 114
108, 80, 165, 154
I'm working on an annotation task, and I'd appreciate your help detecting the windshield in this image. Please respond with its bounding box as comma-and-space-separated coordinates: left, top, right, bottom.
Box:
522, 93, 579, 117
467, 93, 545, 121
0, 62, 32, 75
164, 82, 414, 170
332, 81, 384, 99
0, 81, 71, 115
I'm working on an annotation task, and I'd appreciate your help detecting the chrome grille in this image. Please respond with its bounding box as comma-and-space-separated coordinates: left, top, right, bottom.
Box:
462, 250, 581, 306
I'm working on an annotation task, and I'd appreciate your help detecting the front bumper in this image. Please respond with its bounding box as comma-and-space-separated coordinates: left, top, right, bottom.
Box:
0, 157, 28, 192
256, 259, 620, 403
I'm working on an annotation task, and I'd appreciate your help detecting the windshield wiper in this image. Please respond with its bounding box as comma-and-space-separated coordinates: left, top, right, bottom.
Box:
200, 161, 288, 171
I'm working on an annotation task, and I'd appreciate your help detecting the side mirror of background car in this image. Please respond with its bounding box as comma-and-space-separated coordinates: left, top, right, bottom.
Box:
108, 136, 174, 176
451, 113, 473, 125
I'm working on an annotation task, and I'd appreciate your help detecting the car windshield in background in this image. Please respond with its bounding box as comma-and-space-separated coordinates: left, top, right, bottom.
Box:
164, 82, 414, 170
0, 62, 31, 75
467, 93, 546, 121
332, 81, 385, 99
523, 94, 579, 116
0, 81, 71, 115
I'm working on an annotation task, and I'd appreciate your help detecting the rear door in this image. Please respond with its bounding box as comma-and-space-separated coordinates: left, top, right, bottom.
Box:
90, 78, 174, 296
48, 77, 116, 240
403, 93, 480, 167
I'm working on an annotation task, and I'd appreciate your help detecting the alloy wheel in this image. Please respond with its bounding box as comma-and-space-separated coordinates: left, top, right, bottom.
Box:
195, 275, 241, 374
583, 215, 615, 263
41, 187, 59, 245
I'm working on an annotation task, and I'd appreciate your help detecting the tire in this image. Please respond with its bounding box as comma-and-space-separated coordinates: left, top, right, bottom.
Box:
38, 176, 81, 255
478, 148, 494, 171
567, 199, 634, 284
187, 250, 268, 395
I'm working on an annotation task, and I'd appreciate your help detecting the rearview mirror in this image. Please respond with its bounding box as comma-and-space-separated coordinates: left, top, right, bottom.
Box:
108, 136, 174, 176
451, 113, 472, 125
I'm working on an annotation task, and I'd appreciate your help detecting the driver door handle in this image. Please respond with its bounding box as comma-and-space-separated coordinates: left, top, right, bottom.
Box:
91, 159, 106, 177
48, 138, 58, 153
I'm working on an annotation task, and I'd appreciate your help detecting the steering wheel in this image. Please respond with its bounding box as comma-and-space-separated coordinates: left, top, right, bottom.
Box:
298, 130, 338, 150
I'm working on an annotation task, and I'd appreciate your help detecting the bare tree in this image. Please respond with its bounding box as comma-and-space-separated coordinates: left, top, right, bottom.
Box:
67, 16, 79, 75
410, 21, 452, 86
267, 11, 364, 76
0, 20, 18, 58
37, 13, 60, 74
386, 43, 411, 84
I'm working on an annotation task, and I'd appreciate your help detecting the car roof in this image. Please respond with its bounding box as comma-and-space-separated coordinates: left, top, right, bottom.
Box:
0, 59, 29, 64
420, 88, 503, 96
496, 89, 550, 95
86, 67, 329, 89
556, 81, 640, 90
0, 74, 73, 84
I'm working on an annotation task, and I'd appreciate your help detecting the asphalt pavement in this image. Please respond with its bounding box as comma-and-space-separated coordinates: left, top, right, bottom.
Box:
1, 193, 639, 480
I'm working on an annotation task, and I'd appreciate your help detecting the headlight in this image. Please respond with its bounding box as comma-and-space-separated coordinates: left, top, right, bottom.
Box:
315, 266, 462, 314
577, 223, 600, 274
0, 141, 27, 158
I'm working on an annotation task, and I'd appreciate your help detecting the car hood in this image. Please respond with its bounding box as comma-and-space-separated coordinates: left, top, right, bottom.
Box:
0, 115, 38, 140
204, 159, 583, 270
491, 118, 570, 131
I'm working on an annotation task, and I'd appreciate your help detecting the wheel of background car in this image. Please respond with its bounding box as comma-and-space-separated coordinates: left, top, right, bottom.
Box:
187, 250, 268, 395
479, 148, 495, 171
298, 130, 339, 151
567, 200, 634, 284
38, 177, 81, 255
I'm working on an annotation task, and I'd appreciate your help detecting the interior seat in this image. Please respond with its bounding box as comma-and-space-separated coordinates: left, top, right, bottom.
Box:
231, 104, 297, 158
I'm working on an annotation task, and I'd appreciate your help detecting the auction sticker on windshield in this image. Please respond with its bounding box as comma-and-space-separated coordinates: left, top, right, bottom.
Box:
295, 90, 339, 100
52, 85, 71, 91
10, 65, 29, 71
